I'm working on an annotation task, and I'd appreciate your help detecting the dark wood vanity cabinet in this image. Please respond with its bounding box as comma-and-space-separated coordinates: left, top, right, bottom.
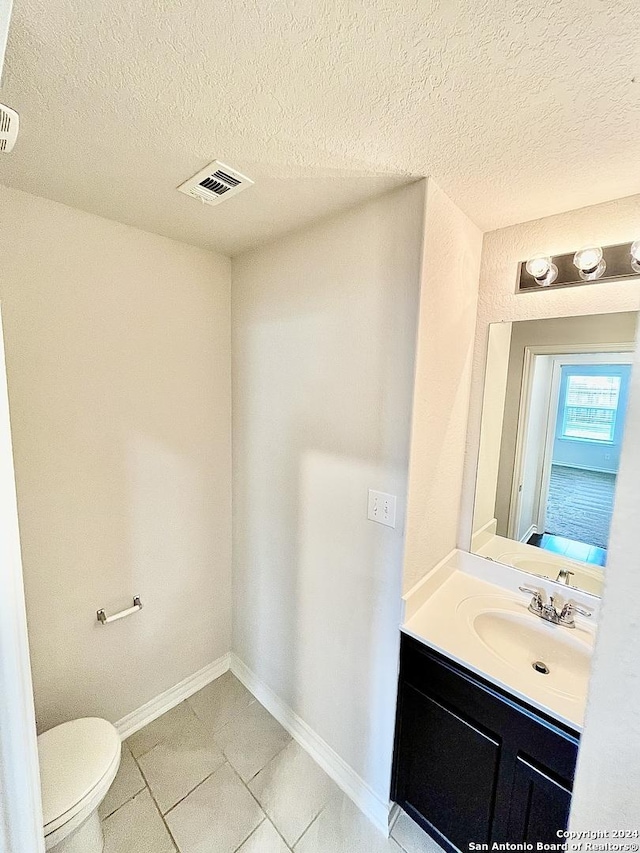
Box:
392, 636, 579, 852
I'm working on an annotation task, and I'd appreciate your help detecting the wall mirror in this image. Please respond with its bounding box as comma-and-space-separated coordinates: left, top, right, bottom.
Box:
471, 311, 638, 597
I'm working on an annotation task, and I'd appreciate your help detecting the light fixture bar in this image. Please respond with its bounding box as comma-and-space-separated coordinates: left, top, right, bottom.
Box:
517, 241, 640, 293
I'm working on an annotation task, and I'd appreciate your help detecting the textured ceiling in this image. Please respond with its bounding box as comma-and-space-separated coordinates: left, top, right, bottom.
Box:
1, 0, 639, 255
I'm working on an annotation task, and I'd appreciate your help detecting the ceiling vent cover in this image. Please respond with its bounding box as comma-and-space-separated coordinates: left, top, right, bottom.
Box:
178, 161, 254, 206
0, 103, 19, 153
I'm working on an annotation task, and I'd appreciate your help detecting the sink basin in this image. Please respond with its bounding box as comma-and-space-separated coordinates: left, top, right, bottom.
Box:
471, 610, 591, 700
455, 593, 594, 707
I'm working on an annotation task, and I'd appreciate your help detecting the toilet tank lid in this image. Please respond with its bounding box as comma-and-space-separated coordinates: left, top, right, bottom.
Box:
38, 717, 120, 829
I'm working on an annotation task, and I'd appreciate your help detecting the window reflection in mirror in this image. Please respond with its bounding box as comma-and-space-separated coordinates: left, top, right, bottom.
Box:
471, 312, 638, 597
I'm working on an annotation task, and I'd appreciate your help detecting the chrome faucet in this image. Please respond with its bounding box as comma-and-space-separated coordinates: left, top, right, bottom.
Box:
519, 585, 593, 628
555, 568, 575, 585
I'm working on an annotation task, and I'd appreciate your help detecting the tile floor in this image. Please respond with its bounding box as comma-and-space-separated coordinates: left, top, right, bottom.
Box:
100, 671, 443, 853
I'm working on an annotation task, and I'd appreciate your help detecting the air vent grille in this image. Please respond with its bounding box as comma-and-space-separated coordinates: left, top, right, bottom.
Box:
212, 169, 240, 187
0, 103, 19, 154
199, 178, 231, 195
178, 161, 253, 207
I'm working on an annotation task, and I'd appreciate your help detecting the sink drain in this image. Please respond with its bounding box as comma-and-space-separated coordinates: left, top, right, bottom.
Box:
532, 660, 550, 675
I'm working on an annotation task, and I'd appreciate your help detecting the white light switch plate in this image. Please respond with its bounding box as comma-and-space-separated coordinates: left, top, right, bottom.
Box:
367, 490, 397, 528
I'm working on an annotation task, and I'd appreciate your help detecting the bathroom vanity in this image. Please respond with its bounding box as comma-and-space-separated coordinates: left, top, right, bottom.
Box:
392, 637, 578, 850
391, 553, 595, 851
391, 311, 635, 848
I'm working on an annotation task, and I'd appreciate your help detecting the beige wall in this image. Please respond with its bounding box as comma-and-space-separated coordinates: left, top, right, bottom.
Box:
570, 313, 640, 827
231, 182, 425, 803
402, 181, 483, 592
0, 185, 232, 730
493, 312, 637, 536
461, 193, 640, 550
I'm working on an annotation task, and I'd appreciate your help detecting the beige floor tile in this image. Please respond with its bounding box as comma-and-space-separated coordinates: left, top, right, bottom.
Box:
99, 743, 146, 819
187, 671, 255, 733
215, 701, 291, 782
137, 714, 225, 813
391, 811, 445, 853
294, 792, 403, 853
102, 788, 176, 853
126, 702, 198, 758
249, 740, 338, 845
165, 762, 264, 853
237, 818, 291, 853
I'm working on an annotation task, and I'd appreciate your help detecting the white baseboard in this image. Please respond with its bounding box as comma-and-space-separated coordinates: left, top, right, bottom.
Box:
388, 802, 401, 832
519, 524, 537, 544
229, 653, 392, 836
114, 653, 230, 740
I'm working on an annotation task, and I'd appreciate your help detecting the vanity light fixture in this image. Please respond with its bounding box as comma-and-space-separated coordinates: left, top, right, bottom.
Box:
525, 256, 558, 286
573, 246, 606, 281
518, 240, 640, 292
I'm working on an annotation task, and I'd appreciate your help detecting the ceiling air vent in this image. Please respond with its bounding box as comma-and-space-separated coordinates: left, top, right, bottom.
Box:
0, 103, 19, 153
178, 161, 254, 207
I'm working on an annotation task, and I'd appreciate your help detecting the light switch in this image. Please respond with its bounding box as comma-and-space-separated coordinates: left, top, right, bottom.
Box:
367, 489, 397, 528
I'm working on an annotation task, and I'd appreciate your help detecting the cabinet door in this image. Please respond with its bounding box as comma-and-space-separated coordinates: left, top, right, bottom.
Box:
507, 756, 572, 842
397, 684, 501, 850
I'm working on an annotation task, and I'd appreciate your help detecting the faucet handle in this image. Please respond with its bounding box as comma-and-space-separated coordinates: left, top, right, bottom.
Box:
519, 585, 545, 599
562, 599, 593, 618
519, 585, 545, 609
559, 599, 593, 626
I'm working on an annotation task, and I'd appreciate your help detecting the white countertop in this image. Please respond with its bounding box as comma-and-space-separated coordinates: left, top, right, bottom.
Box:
402, 551, 598, 731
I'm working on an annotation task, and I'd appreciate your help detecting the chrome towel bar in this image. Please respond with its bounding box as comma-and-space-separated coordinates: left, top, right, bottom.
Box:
97, 596, 142, 625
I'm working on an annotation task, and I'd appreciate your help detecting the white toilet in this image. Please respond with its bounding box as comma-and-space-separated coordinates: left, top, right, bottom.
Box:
38, 717, 121, 853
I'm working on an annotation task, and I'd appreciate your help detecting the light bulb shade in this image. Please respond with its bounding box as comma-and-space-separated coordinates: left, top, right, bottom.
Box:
525, 256, 552, 279
573, 246, 604, 274
525, 256, 557, 287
